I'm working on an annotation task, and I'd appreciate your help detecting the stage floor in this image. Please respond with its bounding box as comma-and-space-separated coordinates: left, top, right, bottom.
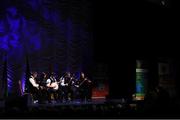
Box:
28, 98, 108, 107
1, 98, 180, 119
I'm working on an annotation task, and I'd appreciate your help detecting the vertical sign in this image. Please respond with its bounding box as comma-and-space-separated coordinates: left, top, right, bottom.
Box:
136, 60, 148, 100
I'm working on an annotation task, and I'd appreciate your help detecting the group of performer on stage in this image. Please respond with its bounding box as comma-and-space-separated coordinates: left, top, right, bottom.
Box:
28, 71, 92, 104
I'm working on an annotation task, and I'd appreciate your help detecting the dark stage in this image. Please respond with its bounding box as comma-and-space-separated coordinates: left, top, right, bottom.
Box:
0, 0, 179, 119
1, 97, 180, 119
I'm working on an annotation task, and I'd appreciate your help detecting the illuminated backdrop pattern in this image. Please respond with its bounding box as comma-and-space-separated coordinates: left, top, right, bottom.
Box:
0, 0, 93, 96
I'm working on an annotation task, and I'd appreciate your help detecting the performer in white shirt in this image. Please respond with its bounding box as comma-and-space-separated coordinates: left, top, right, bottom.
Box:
59, 72, 70, 102
60, 77, 68, 87
29, 72, 39, 89
29, 72, 40, 103
46, 73, 59, 103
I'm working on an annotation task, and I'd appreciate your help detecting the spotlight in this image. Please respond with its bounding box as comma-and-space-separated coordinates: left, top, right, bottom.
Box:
161, 0, 165, 5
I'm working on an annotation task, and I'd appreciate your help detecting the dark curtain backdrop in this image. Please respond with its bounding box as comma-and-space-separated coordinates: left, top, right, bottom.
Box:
0, 0, 93, 96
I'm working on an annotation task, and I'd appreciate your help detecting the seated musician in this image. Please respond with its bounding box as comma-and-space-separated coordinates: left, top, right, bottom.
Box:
29, 72, 41, 103
46, 73, 59, 103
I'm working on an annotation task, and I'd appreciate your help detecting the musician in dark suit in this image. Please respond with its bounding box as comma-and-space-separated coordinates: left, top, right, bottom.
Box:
69, 73, 78, 101
84, 78, 92, 102
38, 72, 48, 104
78, 72, 92, 102
59, 72, 72, 102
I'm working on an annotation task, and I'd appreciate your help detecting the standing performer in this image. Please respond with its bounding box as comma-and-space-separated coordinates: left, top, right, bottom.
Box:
66, 72, 74, 101
84, 76, 92, 102
46, 73, 59, 103
68, 73, 78, 101
38, 72, 48, 104
59, 72, 71, 102
77, 72, 92, 102
59, 74, 66, 102
29, 72, 41, 104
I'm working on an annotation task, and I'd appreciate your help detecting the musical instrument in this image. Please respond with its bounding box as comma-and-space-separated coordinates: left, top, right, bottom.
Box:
74, 78, 88, 88
59, 76, 75, 87
68, 77, 73, 85
67, 76, 79, 86
39, 85, 48, 90
50, 81, 61, 90
40, 78, 60, 91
